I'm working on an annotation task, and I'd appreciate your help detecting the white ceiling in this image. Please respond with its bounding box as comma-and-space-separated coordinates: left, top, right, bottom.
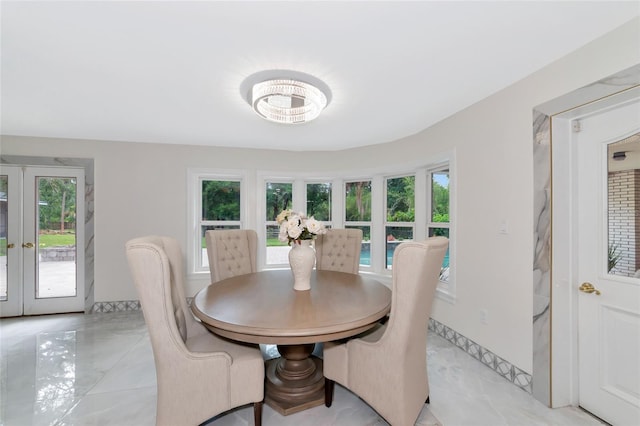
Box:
1, 1, 638, 152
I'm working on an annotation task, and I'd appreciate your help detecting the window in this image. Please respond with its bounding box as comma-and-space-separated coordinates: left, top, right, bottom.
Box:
188, 169, 245, 274
200, 179, 241, 269
345, 180, 371, 266
193, 161, 454, 300
265, 181, 292, 265
428, 167, 450, 282
385, 175, 415, 269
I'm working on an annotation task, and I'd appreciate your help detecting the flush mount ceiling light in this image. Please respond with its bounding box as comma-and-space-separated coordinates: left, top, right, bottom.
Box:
613, 151, 626, 161
251, 79, 328, 124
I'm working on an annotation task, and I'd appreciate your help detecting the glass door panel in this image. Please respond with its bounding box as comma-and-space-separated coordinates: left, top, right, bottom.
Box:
23, 167, 84, 315
35, 176, 78, 298
1, 174, 7, 301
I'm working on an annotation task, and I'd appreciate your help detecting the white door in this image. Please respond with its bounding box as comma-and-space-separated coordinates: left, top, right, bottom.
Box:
576, 97, 640, 425
0, 165, 85, 317
0, 166, 22, 316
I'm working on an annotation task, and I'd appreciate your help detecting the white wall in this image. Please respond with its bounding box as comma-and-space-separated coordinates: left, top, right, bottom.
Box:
2, 17, 638, 373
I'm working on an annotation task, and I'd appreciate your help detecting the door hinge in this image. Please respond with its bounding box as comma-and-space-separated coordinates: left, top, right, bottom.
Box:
572, 120, 582, 133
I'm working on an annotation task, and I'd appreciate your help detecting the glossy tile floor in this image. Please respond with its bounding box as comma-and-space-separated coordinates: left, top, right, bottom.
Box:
1, 311, 605, 426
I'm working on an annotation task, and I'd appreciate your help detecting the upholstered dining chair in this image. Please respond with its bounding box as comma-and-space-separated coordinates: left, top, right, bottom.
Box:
125, 235, 264, 426
205, 229, 258, 283
314, 228, 363, 274
323, 236, 449, 426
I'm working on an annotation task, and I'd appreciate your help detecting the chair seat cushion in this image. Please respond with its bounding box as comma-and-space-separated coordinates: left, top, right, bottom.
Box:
186, 331, 264, 405
186, 331, 262, 362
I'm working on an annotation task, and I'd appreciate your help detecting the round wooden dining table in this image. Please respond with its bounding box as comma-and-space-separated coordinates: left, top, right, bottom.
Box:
191, 269, 391, 416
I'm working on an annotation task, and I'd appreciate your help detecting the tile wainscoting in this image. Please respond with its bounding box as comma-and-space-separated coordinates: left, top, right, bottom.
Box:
91, 300, 141, 313
90, 299, 532, 394
428, 318, 532, 393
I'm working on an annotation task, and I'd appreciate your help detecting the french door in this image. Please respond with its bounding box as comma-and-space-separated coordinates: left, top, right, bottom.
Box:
0, 165, 84, 317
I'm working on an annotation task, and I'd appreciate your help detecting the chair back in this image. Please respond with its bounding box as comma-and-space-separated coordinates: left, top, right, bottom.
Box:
323, 236, 448, 426
386, 237, 448, 348
205, 229, 258, 282
126, 235, 265, 426
363, 236, 448, 425
125, 236, 194, 357
315, 228, 363, 274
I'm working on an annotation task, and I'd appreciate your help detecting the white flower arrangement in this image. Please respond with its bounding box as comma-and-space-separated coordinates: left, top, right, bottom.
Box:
276, 209, 327, 245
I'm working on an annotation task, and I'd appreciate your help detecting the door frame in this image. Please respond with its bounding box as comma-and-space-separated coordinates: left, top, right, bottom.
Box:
532, 64, 640, 408
549, 85, 640, 408
0, 155, 95, 314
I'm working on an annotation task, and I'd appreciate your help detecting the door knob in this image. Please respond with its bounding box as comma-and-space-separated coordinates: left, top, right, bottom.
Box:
22, 242, 34, 248
579, 282, 601, 295
7, 243, 15, 249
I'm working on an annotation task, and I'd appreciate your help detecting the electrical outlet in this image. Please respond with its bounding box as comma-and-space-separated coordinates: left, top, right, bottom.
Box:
480, 309, 489, 325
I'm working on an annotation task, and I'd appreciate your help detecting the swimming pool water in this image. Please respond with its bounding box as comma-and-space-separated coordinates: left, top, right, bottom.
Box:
359, 243, 450, 268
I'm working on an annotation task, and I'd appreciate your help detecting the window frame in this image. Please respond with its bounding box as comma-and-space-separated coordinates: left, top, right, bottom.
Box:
344, 179, 373, 271
263, 178, 295, 267
383, 173, 417, 271
426, 161, 455, 303
187, 168, 247, 276
305, 180, 334, 225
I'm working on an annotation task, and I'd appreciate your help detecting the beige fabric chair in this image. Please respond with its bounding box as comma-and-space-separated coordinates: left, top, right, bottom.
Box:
323, 236, 449, 426
205, 229, 258, 283
125, 235, 264, 426
314, 228, 363, 274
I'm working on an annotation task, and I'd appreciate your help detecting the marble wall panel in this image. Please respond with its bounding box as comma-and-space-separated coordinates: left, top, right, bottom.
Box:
532, 111, 552, 404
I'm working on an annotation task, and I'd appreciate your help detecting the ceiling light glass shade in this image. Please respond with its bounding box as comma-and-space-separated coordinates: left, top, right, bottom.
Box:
252, 79, 327, 124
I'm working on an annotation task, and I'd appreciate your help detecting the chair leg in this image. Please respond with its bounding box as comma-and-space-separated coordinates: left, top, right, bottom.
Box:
425, 395, 430, 404
325, 378, 335, 407
253, 401, 263, 426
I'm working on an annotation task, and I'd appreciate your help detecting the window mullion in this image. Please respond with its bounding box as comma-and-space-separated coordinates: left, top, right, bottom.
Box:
293, 179, 306, 213
371, 175, 385, 274
331, 177, 343, 228
415, 168, 427, 240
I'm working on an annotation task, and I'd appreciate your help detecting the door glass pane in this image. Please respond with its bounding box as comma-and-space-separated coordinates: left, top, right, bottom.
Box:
37, 176, 77, 298
1, 175, 7, 301
607, 133, 640, 278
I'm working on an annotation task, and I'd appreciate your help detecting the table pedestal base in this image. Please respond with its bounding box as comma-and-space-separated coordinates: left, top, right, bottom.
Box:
264, 344, 325, 416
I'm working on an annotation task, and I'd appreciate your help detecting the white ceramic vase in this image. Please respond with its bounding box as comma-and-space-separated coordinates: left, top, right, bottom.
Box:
289, 239, 315, 291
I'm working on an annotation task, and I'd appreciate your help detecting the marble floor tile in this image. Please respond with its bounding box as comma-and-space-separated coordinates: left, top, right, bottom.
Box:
59, 386, 157, 426
0, 311, 606, 426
